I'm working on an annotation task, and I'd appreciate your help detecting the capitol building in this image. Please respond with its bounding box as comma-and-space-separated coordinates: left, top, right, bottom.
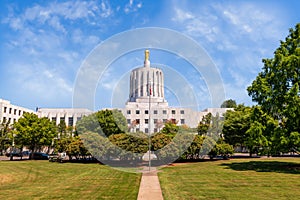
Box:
1, 50, 230, 133
120, 50, 229, 133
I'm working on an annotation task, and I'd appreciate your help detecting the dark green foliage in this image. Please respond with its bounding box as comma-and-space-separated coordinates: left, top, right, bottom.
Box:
0, 119, 11, 155
76, 109, 127, 137
247, 23, 300, 153
222, 105, 251, 147
13, 113, 56, 155
197, 113, 212, 135
160, 120, 179, 135
109, 133, 148, 154
54, 136, 89, 160
221, 99, 237, 108
209, 140, 234, 159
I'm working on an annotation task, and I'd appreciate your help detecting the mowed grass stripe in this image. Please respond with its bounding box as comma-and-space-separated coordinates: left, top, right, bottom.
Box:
158, 158, 300, 200
0, 161, 141, 200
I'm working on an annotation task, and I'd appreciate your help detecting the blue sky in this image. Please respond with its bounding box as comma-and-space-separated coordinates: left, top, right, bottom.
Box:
0, 0, 299, 111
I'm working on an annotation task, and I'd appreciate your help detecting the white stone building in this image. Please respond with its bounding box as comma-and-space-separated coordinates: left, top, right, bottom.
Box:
36, 108, 93, 127
121, 50, 230, 133
0, 99, 34, 125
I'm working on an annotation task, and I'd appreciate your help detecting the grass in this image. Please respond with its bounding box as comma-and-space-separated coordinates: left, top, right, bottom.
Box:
158, 158, 300, 200
0, 160, 141, 200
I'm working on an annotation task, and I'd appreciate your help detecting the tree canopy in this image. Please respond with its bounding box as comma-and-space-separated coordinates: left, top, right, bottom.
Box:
13, 113, 56, 156
221, 99, 237, 108
247, 23, 300, 152
76, 109, 127, 137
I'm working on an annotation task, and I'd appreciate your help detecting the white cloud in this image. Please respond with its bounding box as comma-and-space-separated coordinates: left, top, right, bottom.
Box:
124, 0, 143, 14
169, 1, 287, 106
172, 8, 194, 22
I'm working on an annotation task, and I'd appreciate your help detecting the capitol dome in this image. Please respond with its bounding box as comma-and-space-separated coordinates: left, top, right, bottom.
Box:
128, 50, 165, 103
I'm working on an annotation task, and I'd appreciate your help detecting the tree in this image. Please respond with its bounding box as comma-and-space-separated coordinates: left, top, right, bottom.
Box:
247, 23, 300, 152
209, 140, 234, 159
161, 120, 179, 135
222, 105, 251, 150
0, 119, 11, 155
13, 113, 56, 158
197, 113, 212, 135
221, 99, 237, 108
76, 109, 127, 137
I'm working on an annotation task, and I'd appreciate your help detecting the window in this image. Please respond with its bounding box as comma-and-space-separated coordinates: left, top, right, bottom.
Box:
145, 128, 149, 133
77, 117, 82, 121
163, 119, 167, 123
180, 110, 184, 114
127, 110, 131, 114
127, 119, 131, 124
180, 119, 185, 124
163, 110, 167, 114
145, 119, 149, 124
136, 110, 140, 114
19, 110, 21, 116
154, 128, 158, 133
60, 117, 65, 122
145, 110, 148, 114
13, 119, 16, 123
154, 119, 158, 124
68, 117, 74, 126
4, 107, 7, 113
52, 117, 57, 122
172, 110, 176, 114
136, 119, 140, 124
136, 128, 140, 132
3, 117, 6, 122
153, 110, 158, 114
14, 109, 17, 115
9, 108, 12, 114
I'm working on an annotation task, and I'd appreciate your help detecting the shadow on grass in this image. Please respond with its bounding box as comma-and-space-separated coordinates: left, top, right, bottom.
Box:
221, 161, 300, 174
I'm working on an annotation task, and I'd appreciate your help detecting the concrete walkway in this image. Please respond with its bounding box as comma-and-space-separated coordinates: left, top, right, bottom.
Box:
137, 167, 164, 200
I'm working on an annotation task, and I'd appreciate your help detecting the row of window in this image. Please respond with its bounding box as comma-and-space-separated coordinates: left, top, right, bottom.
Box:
127, 118, 185, 125
2, 117, 16, 123
127, 109, 185, 115
3, 107, 26, 116
51, 117, 81, 126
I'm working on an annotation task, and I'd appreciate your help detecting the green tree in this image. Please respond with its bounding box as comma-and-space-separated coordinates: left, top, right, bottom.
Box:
221, 99, 237, 108
13, 113, 56, 157
0, 119, 11, 155
209, 140, 234, 159
76, 109, 127, 137
197, 113, 212, 136
161, 120, 179, 135
247, 23, 300, 152
222, 105, 251, 150
109, 133, 148, 154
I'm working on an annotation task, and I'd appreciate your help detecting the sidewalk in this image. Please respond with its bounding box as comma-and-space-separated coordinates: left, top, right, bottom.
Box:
137, 167, 164, 200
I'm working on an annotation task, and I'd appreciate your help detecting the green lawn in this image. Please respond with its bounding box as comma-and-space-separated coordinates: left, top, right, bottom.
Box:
158, 158, 300, 200
0, 160, 141, 200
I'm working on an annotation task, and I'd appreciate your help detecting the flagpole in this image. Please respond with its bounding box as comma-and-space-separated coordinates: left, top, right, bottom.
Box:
148, 81, 151, 171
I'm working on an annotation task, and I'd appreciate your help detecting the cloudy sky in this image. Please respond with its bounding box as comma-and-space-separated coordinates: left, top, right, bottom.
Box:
1, 0, 299, 111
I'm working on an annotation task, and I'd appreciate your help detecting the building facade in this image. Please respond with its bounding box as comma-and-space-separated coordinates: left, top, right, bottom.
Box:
121, 50, 230, 134
36, 108, 93, 127
0, 99, 34, 125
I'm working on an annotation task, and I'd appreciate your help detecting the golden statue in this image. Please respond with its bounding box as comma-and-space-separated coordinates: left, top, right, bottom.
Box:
145, 49, 150, 61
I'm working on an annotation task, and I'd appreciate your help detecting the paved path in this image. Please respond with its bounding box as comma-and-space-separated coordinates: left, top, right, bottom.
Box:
137, 167, 164, 200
